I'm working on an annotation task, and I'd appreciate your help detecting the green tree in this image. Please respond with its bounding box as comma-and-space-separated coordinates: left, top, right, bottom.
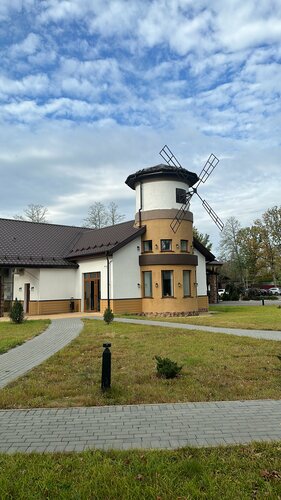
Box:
193, 227, 212, 251
236, 226, 262, 286
219, 217, 245, 284
254, 207, 281, 284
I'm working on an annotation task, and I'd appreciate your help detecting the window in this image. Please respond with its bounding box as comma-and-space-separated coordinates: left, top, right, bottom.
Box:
176, 188, 186, 203
143, 271, 152, 297
180, 240, 188, 252
161, 239, 172, 251
183, 270, 191, 296
143, 240, 152, 252
162, 270, 174, 297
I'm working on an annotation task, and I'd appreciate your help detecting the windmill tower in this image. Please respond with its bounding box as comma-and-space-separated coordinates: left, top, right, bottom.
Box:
125, 146, 223, 315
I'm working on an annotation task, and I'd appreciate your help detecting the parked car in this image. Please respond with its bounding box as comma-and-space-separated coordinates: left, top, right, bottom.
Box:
218, 289, 226, 297
268, 287, 281, 295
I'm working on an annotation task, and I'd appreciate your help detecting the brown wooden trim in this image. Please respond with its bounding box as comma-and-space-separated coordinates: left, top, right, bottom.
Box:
139, 254, 198, 266
135, 209, 193, 223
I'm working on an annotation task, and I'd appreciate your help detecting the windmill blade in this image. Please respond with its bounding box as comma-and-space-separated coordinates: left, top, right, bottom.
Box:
197, 154, 219, 187
170, 192, 193, 233
196, 192, 224, 231
159, 145, 183, 169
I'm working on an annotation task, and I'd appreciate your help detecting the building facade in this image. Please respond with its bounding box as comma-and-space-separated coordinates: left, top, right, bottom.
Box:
0, 164, 220, 317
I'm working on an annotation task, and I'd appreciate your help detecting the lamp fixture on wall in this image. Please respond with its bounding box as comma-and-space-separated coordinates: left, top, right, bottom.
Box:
155, 282, 159, 288
178, 282, 181, 287
154, 244, 158, 249
137, 283, 140, 288
137, 246, 140, 251
176, 243, 179, 249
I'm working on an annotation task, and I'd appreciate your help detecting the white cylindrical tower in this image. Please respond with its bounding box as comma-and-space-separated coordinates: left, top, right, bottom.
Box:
125, 164, 207, 315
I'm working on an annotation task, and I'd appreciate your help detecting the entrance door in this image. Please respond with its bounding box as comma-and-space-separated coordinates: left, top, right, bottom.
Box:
84, 273, 100, 312
24, 283, 30, 314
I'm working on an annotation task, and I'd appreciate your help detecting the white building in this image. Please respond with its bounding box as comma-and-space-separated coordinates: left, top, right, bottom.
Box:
0, 164, 220, 316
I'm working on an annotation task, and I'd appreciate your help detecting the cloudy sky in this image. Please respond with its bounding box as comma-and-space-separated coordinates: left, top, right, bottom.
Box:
0, 0, 280, 252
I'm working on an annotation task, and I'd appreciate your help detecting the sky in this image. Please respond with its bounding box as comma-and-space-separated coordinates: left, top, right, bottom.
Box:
0, 0, 280, 253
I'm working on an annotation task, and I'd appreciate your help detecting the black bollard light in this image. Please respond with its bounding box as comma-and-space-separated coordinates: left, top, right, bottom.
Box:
101, 343, 111, 391
262, 298, 265, 306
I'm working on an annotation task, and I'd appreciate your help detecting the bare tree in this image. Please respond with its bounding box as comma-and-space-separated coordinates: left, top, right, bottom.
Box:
83, 202, 109, 229
83, 202, 124, 229
107, 202, 125, 225
14, 204, 49, 223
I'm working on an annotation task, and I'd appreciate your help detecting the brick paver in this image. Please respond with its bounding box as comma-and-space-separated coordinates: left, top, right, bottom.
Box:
1, 317, 281, 453
0, 318, 83, 389
0, 400, 280, 453
109, 317, 281, 341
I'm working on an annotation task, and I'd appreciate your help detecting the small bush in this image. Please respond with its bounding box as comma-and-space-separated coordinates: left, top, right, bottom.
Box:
9, 298, 24, 324
155, 355, 183, 379
103, 308, 114, 324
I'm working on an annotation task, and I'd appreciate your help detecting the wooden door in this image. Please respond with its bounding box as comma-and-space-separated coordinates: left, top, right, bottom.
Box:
24, 283, 30, 314
84, 273, 100, 312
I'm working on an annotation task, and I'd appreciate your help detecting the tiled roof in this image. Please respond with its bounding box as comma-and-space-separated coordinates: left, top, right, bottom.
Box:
0, 218, 144, 267
66, 220, 145, 259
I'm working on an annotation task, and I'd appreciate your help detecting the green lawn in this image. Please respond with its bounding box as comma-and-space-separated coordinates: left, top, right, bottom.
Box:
0, 444, 280, 499
121, 304, 281, 331
0, 320, 50, 354
1, 320, 280, 409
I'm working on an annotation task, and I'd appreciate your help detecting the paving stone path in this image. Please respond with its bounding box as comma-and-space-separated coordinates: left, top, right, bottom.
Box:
1, 316, 281, 453
0, 318, 83, 389
0, 400, 280, 453
109, 317, 281, 341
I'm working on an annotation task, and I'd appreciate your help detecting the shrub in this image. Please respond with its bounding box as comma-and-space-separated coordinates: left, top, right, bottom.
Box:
103, 308, 114, 324
9, 298, 24, 324
155, 356, 183, 379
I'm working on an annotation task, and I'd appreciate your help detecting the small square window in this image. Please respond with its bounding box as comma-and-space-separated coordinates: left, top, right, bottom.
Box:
161, 239, 172, 251
176, 188, 186, 204
180, 240, 188, 252
143, 240, 152, 252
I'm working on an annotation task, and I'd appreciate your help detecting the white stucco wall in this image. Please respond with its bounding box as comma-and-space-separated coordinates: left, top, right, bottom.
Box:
112, 237, 142, 299
194, 249, 207, 296
135, 179, 189, 212
39, 269, 78, 300
13, 268, 78, 302
13, 269, 40, 302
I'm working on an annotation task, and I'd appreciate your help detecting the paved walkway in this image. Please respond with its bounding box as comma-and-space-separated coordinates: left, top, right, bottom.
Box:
1, 316, 281, 453
0, 400, 280, 453
102, 317, 281, 341
0, 318, 83, 389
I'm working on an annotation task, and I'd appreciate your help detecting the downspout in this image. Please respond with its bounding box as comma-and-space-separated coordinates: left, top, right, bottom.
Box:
138, 182, 143, 228
106, 253, 110, 310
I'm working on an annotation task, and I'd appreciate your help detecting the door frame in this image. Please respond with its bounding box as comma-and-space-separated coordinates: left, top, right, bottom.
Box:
83, 273, 101, 312
24, 283, 30, 314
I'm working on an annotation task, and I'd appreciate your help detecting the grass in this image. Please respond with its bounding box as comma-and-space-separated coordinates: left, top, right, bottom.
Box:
0, 320, 50, 354
0, 320, 280, 409
0, 444, 280, 499
120, 304, 281, 331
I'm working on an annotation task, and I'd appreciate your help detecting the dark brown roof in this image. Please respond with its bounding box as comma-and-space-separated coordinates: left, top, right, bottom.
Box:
67, 221, 145, 259
0, 218, 144, 268
193, 237, 221, 265
125, 164, 199, 190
